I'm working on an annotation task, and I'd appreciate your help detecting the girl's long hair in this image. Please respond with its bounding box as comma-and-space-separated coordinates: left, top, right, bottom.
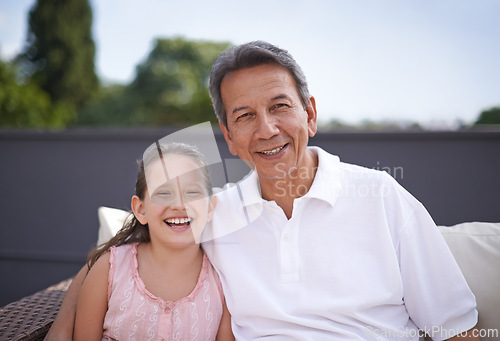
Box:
86, 142, 212, 270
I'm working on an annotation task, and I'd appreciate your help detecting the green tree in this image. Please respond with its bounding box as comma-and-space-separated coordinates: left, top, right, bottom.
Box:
475, 106, 500, 125
0, 60, 75, 128
20, 0, 98, 110
77, 84, 132, 125
78, 37, 230, 126
130, 37, 230, 125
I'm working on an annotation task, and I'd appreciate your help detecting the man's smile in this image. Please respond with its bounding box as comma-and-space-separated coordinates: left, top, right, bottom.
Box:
258, 143, 288, 156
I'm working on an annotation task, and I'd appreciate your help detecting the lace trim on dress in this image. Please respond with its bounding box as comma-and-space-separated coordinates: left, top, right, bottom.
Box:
129, 243, 209, 311
107, 247, 116, 302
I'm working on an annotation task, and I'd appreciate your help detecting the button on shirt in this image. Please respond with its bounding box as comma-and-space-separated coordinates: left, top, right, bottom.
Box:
202, 147, 477, 340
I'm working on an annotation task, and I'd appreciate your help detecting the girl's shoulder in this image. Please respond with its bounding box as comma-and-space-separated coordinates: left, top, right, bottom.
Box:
87, 250, 111, 283
93, 249, 111, 268
90, 243, 137, 275
113, 242, 138, 252
110, 242, 138, 258
107, 243, 140, 273
100, 243, 140, 295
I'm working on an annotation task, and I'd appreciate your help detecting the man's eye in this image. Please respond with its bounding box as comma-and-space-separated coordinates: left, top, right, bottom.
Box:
236, 112, 251, 121
272, 103, 288, 110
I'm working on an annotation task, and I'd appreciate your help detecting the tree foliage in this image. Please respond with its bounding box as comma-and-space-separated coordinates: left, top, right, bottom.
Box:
77, 84, 132, 125
78, 37, 230, 126
6, 5, 229, 128
474, 106, 500, 125
0, 60, 75, 128
20, 0, 98, 109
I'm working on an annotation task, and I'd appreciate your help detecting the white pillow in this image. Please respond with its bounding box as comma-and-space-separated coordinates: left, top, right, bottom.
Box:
438, 222, 500, 339
97, 206, 131, 246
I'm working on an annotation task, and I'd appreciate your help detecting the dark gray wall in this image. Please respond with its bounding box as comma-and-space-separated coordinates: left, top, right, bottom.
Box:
1, 128, 499, 307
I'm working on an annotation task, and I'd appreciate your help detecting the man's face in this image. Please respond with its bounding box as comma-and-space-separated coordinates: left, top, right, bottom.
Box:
219, 63, 317, 180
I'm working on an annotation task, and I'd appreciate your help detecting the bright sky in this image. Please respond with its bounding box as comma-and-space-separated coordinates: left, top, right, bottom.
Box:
1, 0, 499, 126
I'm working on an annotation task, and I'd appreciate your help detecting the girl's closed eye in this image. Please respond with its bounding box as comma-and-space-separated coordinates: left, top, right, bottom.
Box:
150, 186, 175, 205
153, 188, 173, 197
185, 187, 205, 198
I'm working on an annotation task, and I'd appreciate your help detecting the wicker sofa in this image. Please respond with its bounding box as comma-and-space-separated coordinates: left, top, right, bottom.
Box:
0, 278, 72, 341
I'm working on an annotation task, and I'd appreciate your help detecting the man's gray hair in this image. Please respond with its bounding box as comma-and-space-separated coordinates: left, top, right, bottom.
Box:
209, 41, 310, 127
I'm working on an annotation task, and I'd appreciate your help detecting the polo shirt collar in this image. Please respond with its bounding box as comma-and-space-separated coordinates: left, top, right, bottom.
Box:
235, 170, 266, 207
303, 146, 342, 207
235, 146, 342, 208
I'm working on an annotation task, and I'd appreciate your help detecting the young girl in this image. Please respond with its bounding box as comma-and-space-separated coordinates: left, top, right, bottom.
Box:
74, 142, 234, 341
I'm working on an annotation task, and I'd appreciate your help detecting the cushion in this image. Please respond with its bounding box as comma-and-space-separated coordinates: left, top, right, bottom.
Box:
96, 206, 131, 246
438, 222, 500, 339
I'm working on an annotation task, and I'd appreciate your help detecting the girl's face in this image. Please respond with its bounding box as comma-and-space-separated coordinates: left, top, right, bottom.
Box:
132, 153, 216, 249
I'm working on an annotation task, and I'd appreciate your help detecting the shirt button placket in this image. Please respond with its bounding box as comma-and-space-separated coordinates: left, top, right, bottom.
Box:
280, 219, 299, 282
158, 303, 174, 340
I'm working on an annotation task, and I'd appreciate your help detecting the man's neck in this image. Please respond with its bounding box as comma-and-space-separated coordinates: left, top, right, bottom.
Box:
258, 149, 318, 219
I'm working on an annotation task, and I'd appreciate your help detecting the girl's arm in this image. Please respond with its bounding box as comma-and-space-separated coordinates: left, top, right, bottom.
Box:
216, 299, 235, 341
73, 252, 110, 341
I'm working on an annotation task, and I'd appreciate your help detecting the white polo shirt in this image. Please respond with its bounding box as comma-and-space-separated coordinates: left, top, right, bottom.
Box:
202, 147, 477, 340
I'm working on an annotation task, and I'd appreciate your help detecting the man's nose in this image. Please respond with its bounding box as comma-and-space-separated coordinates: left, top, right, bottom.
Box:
255, 111, 279, 139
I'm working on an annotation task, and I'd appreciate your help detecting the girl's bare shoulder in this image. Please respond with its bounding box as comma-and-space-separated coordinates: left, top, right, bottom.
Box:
87, 250, 111, 280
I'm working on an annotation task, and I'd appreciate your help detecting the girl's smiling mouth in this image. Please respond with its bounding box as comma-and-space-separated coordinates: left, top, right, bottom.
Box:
164, 217, 192, 231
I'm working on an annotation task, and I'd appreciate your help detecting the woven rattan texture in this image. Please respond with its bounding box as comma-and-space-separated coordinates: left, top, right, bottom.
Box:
0, 278, 72, 341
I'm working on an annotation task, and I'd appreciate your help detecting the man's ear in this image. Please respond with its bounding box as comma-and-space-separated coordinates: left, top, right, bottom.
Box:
131, 195, 148, 225
305, 96, 318, 138
219, 121, 238, 156
206, 195, 217, 223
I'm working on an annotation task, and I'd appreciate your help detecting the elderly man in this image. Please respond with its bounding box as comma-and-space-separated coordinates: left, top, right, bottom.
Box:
47, 41, 479, 340
204, 41, 479, 340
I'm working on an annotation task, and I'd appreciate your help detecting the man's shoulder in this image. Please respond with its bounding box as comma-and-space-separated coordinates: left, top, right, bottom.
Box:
214, 170, 260, 204
204, 173, 263, 243
312, 145, 390, 181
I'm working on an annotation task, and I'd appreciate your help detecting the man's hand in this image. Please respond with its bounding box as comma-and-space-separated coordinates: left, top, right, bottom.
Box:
43, 265, 88, 341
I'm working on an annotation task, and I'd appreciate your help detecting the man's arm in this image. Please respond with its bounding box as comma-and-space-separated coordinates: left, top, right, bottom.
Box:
216, 299, 235, 341
44, 265, 88, 341
73, 253, 110, 341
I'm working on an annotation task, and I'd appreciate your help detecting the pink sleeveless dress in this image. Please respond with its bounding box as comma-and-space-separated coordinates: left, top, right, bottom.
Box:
102, 243, 224, 341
